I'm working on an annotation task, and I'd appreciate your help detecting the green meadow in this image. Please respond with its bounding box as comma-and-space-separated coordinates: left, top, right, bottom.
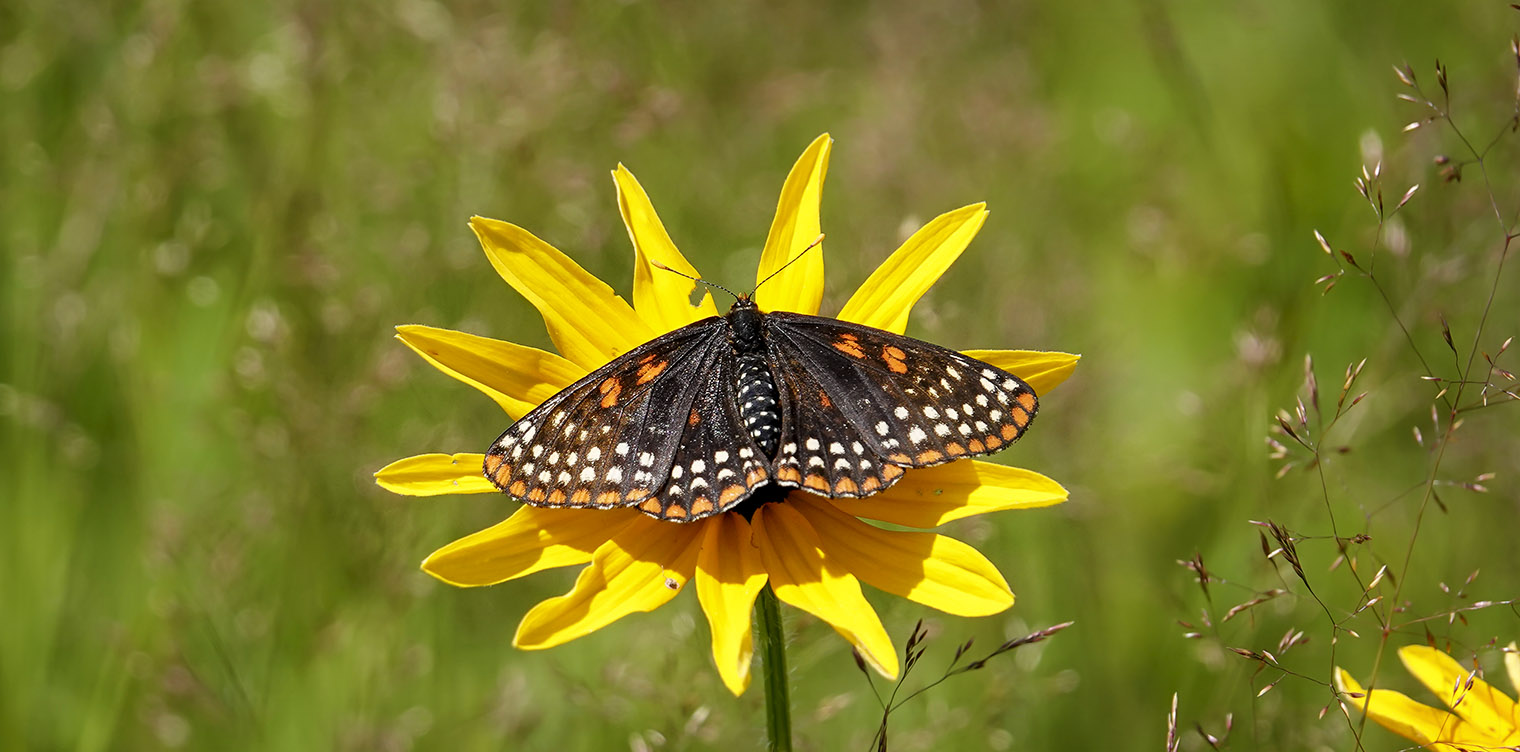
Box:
4, 2, 1517, 749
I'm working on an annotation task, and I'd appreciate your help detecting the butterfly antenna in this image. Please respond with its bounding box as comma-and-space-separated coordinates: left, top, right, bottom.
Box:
648, 261, 740, 302
750, 233, 825, 296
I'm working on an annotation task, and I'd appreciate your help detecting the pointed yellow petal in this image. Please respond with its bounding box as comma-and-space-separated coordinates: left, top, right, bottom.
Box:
754, 134, 831, 315
396, 325, 586, 419
794, 498, 1012, 616
695, 514, 768, 696
962, 350, 1081, 396
614, 165, 719, 333
470, 217, 656, 370
838, 204, 988, 334
422, 506, 640, 586
1506, 642, 1520, 698
513, 516, 704, 649
830, 460, 1067, 528
1335, 667, 1497, 748
751, 503, 898, 679
1399, 645, 1519, 737
375, 453, 499, 496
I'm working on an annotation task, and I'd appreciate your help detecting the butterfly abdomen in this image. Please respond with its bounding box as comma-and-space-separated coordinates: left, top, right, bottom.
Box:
735, 352, 781, 457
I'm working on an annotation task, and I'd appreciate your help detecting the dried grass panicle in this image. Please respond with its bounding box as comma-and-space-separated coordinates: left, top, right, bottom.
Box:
1170, 39, 1520, 750
865, 621, 1073, 751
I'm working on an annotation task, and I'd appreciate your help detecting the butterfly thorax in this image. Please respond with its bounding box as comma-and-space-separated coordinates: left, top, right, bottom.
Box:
725, 297, 782, 458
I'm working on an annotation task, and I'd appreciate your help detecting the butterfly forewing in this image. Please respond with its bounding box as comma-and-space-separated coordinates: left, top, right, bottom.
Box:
483, 320, 728, 508
764, 312, 1038, 468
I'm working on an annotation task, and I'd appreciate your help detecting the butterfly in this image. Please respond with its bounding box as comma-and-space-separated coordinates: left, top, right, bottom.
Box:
483, 257, 1039, 522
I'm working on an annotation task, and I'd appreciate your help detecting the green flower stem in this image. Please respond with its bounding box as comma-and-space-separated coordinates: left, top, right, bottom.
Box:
755, 584, 792, 752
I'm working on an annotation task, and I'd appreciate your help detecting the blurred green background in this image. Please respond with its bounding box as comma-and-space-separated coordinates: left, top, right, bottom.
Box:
4, 1, 1518, 749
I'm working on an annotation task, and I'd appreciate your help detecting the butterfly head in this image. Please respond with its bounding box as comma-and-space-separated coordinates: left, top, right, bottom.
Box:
724, 294, 765, 351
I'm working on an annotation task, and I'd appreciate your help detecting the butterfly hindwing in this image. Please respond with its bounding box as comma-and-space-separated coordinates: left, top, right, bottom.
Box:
765, 349, 910, 498
764, 312, 1038, 470
483, 318, 728, 509
647, 350, 772, 521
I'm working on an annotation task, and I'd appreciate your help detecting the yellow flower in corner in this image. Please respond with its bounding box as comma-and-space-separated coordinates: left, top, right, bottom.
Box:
1335, 643, 1520, 750
376, 134, 1080, 696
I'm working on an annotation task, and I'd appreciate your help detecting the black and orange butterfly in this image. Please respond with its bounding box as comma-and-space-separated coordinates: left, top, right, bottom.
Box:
483, 250, 1038, 522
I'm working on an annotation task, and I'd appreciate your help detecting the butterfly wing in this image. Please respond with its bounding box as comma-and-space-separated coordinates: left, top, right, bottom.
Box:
763, 312, 1038, 495
645, 349, 773, 521
483, 318, 728, 510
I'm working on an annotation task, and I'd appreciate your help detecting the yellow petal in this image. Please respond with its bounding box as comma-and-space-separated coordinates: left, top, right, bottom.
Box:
375, 453, 499, 496
1506, 642, 1520, 699
470, 216, 657, 371
1400, 645, 1520, 737
794, 498, 1013, 617
837, 204, 988, 334
614, 165, 719, 334
1335, 667, 1498, 749
695, 514, 768, 696
962, 350, 1081, 396
754, 134, 831, 315
751, 503, 898, 679
396, 325, 586, 419
830, 460, 1067, 528
422, 505, 640, 586
513, 516, 704, 649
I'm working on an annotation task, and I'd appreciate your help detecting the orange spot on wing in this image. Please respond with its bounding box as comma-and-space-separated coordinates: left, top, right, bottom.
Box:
570, 489, 591, 504
527, 487, 546, 502
819, 390, 831, 408
664, 505, 688, 519
916, 449, 944, 464
859, 476, 880, 493
1011, 408, 1031, 428
484, 454, 506, 477
967, 438, 986, 453
746, 467, 769, 485
639, 498, 662, 514
887, 452, 912, 464
1016, 391, 1036, 411
596, 491, 621, 506
509, 480, 528, 496
635, 359, 668, 385
719, 484, 746, 505
883, 345, 906, 359
833, 477, 858, 494
776, 466, 802, 483
944, 442, 965, 456
882, 345, 908, 374
690, 497, 715, 515
548, 489, 566, 504
688, 408, 701, 426
880, 464, 905, 480
834, 342, 866, 358
599, 377, 622, 407
803, 474, 830, 492
625, 488, 651, 502
984, 435, 1003, 449
1001, 424, 1019, 440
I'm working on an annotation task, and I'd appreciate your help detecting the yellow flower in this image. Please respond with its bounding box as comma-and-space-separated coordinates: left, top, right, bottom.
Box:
376, 134, 1079, 696
1335, 643, 1520, 750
